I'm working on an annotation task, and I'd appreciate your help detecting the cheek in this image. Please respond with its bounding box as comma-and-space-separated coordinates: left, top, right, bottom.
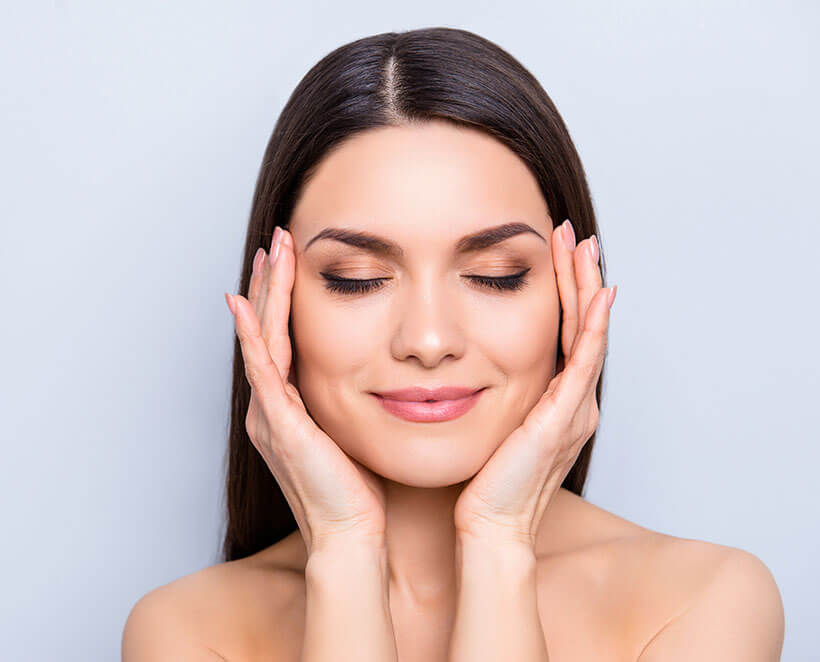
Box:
290, 291, 375, 379
470, 287, 560, 375
289, 265, 392, 407
466, 291, 560, 445
288, 288, 376, 439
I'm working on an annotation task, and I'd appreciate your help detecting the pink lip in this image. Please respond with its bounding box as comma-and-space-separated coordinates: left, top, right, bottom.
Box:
371, 388, 486, 422
374, 386, 482, 401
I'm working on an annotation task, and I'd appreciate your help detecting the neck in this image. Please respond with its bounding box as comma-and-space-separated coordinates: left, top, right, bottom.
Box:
380, 478, 468, 610
285, 482, 571, 610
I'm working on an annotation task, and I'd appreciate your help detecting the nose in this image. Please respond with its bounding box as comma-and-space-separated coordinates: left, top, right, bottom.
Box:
388, 273, 466, 368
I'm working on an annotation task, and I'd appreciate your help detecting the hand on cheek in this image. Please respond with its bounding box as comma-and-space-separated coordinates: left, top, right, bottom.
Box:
453, 218, 616, 548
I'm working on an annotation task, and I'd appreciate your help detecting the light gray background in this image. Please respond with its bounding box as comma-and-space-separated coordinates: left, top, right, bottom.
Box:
1, 1, 817, 660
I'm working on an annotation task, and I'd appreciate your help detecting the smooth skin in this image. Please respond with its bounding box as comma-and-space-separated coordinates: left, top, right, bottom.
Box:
235, 212, 611, 662
122, 121, 784, 661
237, 225, 399, 662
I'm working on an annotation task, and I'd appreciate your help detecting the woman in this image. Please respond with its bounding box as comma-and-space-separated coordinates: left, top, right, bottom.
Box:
123, 27, 784, 661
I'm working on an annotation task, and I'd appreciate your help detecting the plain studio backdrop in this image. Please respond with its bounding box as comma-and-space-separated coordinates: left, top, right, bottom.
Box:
1, 1, 817, 660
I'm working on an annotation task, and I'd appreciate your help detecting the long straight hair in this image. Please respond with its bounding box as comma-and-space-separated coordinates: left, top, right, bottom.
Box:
221, 27, 608, 562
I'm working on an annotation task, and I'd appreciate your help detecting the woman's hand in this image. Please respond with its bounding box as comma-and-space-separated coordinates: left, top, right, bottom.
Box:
225, 226, 388, 555
453, 220, 616, 548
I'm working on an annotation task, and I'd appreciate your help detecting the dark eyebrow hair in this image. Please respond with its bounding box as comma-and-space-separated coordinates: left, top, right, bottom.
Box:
303, 221, 547, 257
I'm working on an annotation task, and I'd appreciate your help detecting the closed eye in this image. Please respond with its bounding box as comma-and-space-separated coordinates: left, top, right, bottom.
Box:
320, 267, 532, 295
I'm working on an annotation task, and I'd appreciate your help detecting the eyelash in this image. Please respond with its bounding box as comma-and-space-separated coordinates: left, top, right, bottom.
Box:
320, 268, 532, 295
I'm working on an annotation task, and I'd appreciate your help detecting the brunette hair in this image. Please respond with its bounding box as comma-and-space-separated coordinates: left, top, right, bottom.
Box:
221, 27, 609, 562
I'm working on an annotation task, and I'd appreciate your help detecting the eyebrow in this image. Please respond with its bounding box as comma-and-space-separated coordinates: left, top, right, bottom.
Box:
303, 221, 547, 257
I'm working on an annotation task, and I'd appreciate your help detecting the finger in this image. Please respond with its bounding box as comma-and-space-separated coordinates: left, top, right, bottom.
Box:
552, 287, 613, 410
257, 226, 281, 326
255, 251, 272, 321
260, 227, 295, 384
570, 234, 604, 357
248, 247, 266, 313
256, 228, 281, 322
552, 219, 579, 362
230, 293, 288, 408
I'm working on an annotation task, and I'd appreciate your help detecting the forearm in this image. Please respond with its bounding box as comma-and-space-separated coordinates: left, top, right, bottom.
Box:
301, 539, 398, 662
449, 535, 549, 662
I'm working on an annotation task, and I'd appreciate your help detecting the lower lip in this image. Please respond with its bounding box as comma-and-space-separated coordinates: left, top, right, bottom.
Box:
372, 389, 486, 422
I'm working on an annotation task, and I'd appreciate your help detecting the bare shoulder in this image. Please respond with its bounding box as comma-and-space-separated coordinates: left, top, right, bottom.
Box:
122, 537, 307, 661
537, 489, 784, 660
633, 534, 785, 660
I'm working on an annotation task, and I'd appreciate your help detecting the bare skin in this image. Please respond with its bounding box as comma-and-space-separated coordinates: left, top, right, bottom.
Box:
127, 492, 749, 661
123, 120, 784, 660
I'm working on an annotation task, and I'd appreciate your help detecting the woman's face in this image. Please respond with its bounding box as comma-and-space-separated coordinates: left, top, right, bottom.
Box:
287, 119, 560, 487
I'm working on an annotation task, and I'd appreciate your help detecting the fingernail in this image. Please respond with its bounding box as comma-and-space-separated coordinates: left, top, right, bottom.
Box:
271, 226, 282, 252
252, 247, 265, 276
607, 285, 617, 309
280, 227, 292, 248
562, 219, 576, 251
224, 292, 237, 316
272, 231, 282, 265
588, 235, 599, 264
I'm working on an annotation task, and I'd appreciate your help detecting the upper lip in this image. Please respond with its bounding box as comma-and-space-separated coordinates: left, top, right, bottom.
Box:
373, 386, 484, 402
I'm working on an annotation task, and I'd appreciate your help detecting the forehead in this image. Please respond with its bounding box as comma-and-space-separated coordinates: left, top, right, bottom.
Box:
289, 120, 552, 245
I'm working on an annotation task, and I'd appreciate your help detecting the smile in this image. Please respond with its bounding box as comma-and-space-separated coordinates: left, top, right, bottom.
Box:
371, 388, 486, 422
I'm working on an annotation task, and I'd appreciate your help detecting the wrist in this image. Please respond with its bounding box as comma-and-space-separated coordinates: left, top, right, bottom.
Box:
456, 529, 537, 558
306, 535, 388, 579
308, 530, 386, 557
455, 531, 538, 581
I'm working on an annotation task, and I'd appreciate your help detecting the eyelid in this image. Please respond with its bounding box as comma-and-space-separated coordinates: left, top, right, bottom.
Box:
320, 267, 532, 295
320, 267, 530, 280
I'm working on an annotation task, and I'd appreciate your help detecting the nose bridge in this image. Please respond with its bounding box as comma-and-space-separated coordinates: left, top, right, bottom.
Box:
390, 264, 464, 366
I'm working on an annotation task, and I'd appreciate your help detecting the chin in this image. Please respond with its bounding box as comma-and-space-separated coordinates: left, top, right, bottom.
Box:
343, 436, 493, 489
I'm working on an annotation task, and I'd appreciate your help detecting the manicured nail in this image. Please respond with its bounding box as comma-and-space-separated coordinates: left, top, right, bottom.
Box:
607, 285, 617, 309
562, 219, 576, 251
588, 235, 599, 264
224, 292, 237, 316
252, 247, 265, 276
271, 226, 282, 252
272, 227, 285, 265
284, 228, 294, 249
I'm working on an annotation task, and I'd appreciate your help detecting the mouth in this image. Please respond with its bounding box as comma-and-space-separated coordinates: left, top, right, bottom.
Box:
372, 385, 485, 402
371, 387, 487, 423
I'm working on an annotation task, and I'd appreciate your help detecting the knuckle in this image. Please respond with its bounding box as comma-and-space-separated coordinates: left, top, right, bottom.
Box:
587, 321, 606, 342
244, 406, 269, 452
235, 324, 253, 347
244, 411, 255, 439
587, 409, 600, 434
573, 358, 596, 380
244, 398, 258, 429
244, 362, 264, 388
569, 416, 586, 440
